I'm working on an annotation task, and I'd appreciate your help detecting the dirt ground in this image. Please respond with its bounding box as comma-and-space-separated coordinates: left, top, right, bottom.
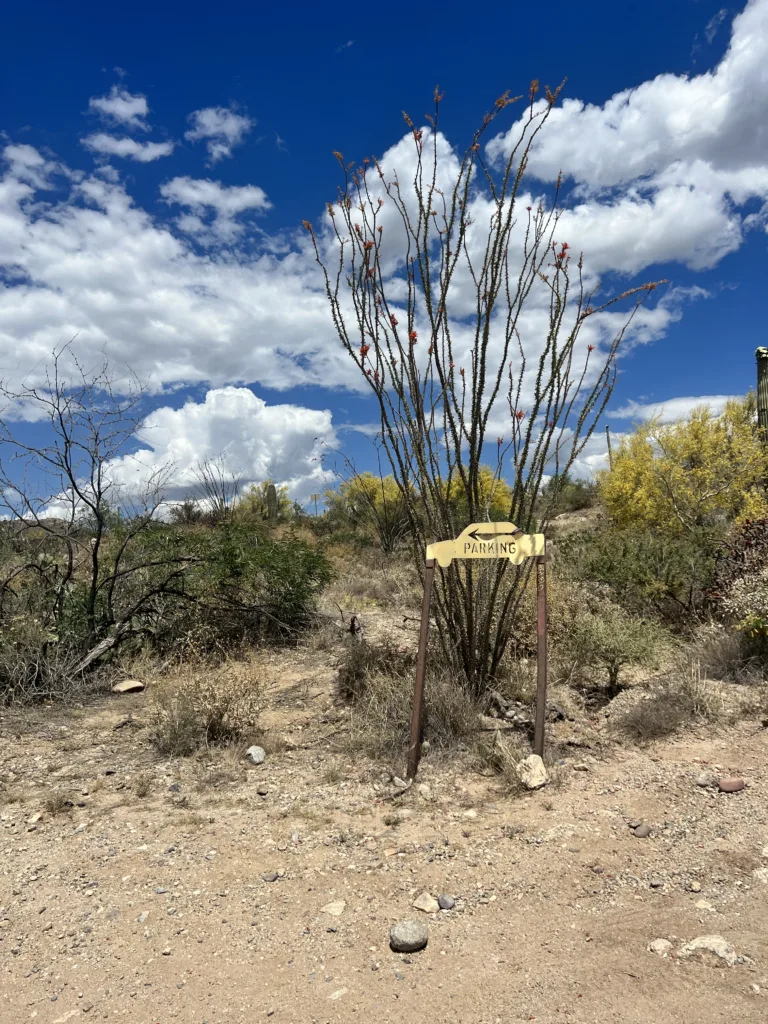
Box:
1, 642, 767, 1024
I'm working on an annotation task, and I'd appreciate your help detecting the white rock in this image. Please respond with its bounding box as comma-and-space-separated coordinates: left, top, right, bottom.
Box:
112, 679, 144, 694
392, 776, 409, 791
695, 899, 714, 911
412, 892, 441, 914
677, 934, 737, 967
761, 845, 768, 860
417, 783, 432, 800
648, 938, 673, 957
516, 754, 549, 790
27, 812, 42, 825
245, 746, 266, 765
321, 900, 346, 917
752, 867, 768, 884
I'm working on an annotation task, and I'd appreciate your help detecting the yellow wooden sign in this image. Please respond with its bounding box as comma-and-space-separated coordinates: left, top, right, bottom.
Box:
426, 522, 545, 568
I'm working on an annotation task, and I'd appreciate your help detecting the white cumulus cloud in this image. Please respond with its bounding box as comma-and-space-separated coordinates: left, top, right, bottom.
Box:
184, 106, 255, 163
88, 86, 150, 131
82, 134, 174, 162
160, 176, 271, 240
108, 387, 334, 503
610, 395, 742, 423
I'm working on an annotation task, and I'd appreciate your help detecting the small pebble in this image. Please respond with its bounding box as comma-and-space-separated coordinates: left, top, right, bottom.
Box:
633, 823, 652, 839
437, 895, 455, 911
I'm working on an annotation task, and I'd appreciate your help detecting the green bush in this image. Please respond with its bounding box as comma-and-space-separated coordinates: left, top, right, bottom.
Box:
556, 525, 716, 626
558, 598, 672, 695
709, 518, 768, 646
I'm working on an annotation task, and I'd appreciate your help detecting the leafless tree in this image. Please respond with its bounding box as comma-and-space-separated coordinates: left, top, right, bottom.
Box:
0, 345, 197, 696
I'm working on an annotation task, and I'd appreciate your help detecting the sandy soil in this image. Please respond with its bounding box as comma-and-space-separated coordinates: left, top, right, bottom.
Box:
1, 645, 767, 1024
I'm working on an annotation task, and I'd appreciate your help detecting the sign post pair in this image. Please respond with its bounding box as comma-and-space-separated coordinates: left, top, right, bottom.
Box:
407, 522, 548, 780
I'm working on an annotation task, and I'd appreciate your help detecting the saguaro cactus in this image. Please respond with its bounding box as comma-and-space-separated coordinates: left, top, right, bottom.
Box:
266, 482, 278, 527
757, 347, 768, 436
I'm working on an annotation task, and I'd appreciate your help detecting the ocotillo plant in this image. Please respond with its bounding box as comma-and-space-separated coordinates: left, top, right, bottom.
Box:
305, 84, 663, 694
266, 483, 278, 527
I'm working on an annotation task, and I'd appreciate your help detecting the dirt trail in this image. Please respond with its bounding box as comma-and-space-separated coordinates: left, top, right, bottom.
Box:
1, 648, 767, 1024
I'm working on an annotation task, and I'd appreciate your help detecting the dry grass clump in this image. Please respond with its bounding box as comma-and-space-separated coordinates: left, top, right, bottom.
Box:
336, 637, 478, 759
615, 655, 727, 742
44, 790, 73, 815
150, 659, 264, 757
687, 622, 765, 685
322, 550, 421, 613
474, 731, 528, 792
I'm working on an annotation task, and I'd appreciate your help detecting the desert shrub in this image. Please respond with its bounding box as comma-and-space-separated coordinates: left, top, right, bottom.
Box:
440, 465, 514, 527
150, 663, 264, 756
599, 395, 768, 535
556, 525, 716, 626
0, 612, 87, 705
44, 790, 73, 815
538, 472, 599, 516
149, 523, 334, 658
336, 637, 416, 703
616, 657, 725, 742
557, 599, 672, 695
720, 567, 768, 641
336, 637, 477, 758
324, 472, 413, 554
687, 622, 763, 684
235, 481, 293, 523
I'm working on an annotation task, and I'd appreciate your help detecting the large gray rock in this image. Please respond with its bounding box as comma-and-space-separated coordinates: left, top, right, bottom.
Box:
516, 754, 548, 790
389, 919, 428, 953
246, 746, 266, 765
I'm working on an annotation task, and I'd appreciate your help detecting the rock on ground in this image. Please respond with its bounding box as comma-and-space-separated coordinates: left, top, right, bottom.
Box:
516, 754, 548, 790
412, 892, 441, 914
321, 900, 346, 917
718, 777, 745, 793
677, 935, 738, 967
246, 746, 266, 765
112, 679, 145, 694
389, 919, 429, 953
648, 939, 673, 957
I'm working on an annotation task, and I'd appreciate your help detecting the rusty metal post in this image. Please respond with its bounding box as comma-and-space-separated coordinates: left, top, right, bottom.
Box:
406, 558, 436, 780
533, 543, 548, 758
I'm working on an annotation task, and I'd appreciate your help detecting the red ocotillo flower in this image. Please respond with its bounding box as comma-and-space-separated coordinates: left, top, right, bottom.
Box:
360, 344, 370, 357
409, 330, 418, 344
390, 315, 398, 327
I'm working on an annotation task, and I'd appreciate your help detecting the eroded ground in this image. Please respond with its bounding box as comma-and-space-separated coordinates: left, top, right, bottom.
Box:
1, 644, 767, 1024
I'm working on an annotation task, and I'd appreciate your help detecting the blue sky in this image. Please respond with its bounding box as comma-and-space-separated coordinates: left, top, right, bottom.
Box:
1, 0, 766, 505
